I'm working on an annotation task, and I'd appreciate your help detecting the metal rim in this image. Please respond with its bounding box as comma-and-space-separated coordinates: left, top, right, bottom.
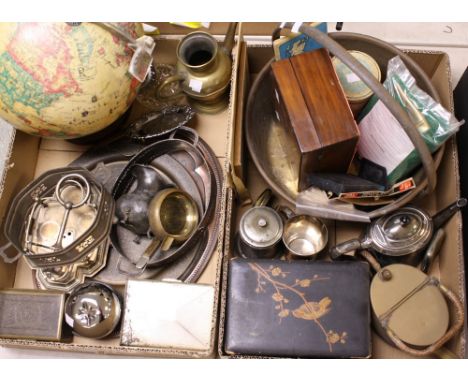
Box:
332, 50, 381, 102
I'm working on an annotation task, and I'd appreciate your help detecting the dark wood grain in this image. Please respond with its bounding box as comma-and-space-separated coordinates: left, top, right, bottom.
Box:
271, 49, 360, 191
271, 59, 321, 152
291, 49, 359, 145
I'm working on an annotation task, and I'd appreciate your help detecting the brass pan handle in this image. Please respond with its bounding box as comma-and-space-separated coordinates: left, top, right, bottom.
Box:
155, 74, 184, 100
254, 189, 274, 207
279, 23, 438, 195
385, 281, 465, 357
277, 205, 295, 221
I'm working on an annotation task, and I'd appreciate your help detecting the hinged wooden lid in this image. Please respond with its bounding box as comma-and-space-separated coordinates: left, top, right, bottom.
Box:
271, 49, 359, 152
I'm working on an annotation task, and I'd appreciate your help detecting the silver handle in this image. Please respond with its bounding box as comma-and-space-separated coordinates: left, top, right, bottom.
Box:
330, 239, 362, 260
0, 242, 22, 264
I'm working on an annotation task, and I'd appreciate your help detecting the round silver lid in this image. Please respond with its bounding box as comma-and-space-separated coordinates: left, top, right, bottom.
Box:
370, 206, 433, 256
239, 206, 283, 249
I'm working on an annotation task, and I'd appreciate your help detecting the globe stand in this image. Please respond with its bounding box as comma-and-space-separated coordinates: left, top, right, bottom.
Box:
66, 107, 133, 145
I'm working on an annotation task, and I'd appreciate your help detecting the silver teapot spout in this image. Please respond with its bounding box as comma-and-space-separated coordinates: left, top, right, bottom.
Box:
432, 198, 467, 230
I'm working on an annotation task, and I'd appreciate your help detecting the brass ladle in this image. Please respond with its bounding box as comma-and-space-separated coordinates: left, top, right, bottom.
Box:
135, 188, 199, 270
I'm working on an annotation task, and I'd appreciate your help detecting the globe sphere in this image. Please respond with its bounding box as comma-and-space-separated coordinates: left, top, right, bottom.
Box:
0, 22, 143, 139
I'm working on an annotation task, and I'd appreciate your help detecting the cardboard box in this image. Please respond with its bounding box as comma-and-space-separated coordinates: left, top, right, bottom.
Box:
0, 27, 242, 358
218, 33, 467, 358
0, 23, 466, 359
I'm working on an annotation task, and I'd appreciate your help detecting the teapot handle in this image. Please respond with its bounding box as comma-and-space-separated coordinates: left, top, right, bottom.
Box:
330, 239, 362, 260
432, 198, 467, 230
385, 281, 465, 357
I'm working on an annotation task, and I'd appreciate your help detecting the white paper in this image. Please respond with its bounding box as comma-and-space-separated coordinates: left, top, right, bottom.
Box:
346, 72, 361, 84
296, 187, 372, 223
142, 23, 158, 33
358, 99, 414, 174
292, 22, 303, 33
128, 36, 155, 82
189, 79, 203, 93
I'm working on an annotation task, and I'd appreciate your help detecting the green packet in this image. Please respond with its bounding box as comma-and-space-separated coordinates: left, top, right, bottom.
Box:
357, 56, 463, 185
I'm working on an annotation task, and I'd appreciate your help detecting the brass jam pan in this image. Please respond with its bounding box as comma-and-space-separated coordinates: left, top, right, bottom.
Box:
245, 31, 443, 218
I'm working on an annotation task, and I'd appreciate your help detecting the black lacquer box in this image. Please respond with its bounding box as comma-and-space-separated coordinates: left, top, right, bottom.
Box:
225, 258, 371, 358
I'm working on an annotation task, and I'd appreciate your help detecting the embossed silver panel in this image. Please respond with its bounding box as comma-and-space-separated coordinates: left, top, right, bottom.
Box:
0, 289, 65, 341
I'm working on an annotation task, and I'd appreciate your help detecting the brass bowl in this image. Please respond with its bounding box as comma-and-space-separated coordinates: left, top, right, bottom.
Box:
245, 32, 444, 216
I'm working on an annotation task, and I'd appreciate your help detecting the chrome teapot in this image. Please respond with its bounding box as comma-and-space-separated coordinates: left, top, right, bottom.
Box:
330, 198, 466, 264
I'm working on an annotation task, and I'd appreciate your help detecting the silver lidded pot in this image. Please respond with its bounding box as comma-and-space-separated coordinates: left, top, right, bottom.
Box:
237, 189, 283, 259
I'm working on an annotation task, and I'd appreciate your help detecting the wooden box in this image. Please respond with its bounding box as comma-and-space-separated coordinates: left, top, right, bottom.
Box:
224, 258, 371, 358
271, 49, 360, 191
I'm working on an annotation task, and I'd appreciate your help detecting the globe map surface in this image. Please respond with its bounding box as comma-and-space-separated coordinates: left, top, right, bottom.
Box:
0, 22, 141, 138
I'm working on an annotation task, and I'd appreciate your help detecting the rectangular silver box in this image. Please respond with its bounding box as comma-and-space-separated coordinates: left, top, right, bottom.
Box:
0, 289, 65, 341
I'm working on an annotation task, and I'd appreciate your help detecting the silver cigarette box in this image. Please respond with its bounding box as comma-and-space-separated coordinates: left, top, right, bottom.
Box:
0, 289, 66, 341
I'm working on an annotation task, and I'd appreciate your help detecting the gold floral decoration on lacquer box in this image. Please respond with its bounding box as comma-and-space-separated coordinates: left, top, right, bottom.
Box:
249, 263, 348, 352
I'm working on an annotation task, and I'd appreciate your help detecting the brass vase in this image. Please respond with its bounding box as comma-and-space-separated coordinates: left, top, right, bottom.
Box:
157, 23, 237, 111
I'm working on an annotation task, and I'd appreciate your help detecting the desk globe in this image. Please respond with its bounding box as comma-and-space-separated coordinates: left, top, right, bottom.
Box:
0, 22, 143, 139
